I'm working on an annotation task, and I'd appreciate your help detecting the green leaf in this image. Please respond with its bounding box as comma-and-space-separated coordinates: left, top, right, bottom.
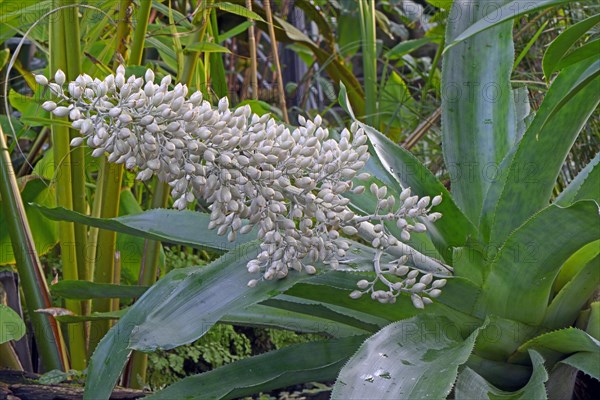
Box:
84, 242, 313, 399
482, 58, 600, 243
561, 352, 600, 380
543, 254, 600, 330
442, 0, 517, 224
184, 42, 231, 54
0, 48, 9, 71
147, 336, 366, 400
214, 1, 265, 21
476, 201, 600, 325
360, 121, 478, 259
385, 38, 431, 60
445, 0, 580, 51
542, 13, 600, 79
554, 38, 600, 71
50, 281, 148, 300
426, 0, 454, 9
332, 315, 485, 399
218, 21, 252, 42
555, 152, 600, 206
514, 327, 600, 373
0, 304, 25, 344
455, 350, 548, 400
33, 205, 253, 252
587, 302, 600, 341
222, 304, 368, 337
1, 179, 58, 265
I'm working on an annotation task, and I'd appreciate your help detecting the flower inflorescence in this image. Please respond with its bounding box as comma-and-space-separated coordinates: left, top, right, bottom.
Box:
36, 67, 449, 307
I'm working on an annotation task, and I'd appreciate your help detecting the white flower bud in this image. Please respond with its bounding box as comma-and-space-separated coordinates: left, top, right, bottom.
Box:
349, 290, 363, 299
53, 70, 66, 86
52, 106, 70, 117
411, 294, 424, 309
357, 280, 369, 289
42, 101, 57, 112
145, 69, 155, 83
432, 195, 442, 206
429, 289, 442, 298
70, 137, 84, 146
35, 75, 48, 86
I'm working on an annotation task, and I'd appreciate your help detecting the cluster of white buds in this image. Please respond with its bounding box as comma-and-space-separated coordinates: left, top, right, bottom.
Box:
36, 67, 451, 307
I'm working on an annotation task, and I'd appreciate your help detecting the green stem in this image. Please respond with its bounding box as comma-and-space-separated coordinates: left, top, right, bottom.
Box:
421, 36, 444, 106
359, 0, 378, 127
130, 0, 152, 65
88, 0, 131, 355
50, 0, 87, 370
0, 125, 68, 372
180, 0, 211, 91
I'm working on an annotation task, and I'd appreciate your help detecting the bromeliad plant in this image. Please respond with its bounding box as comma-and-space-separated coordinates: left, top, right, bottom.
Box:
31, 0, 599, 399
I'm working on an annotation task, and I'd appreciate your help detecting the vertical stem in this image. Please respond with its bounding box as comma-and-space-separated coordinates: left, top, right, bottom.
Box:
263, 0, 289, 124
129, 0, 152, 65
50, 0, 87, 370
359, 0, 377, 127
88, 0, 131, 355
0, 125, 68, 372
246, 0, 258, 99
180, 0, 211, 91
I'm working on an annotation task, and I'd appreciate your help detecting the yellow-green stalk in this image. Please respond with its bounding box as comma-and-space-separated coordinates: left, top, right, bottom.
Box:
50, 0, 87, 370
88, 0, 132, 355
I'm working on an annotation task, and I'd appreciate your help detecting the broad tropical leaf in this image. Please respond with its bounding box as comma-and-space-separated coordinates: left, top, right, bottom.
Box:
34, 205, 253, 252
543, 254, 600, 329
482, 57, 600, 243
442, 0, 517, 224
455, 350, 548, 400
84, 243, 311, 399
476, 201, 600, 325
331, 315, 486, 399
0, 304, 25, 344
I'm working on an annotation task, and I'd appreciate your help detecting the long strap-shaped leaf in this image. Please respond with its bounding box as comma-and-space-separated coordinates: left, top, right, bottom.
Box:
542, 13, 600, 79
455, 350, 548, 400
34, 205, 253, 252
475, 201, 600, 325
482, 58, 600, 243
445, 0, 581, 50
83, 242, 310, 399
555, 152, 600, 206
331, 314, 486, 399
512, 328, 600, 380
442, 0, 517, 225
147, 336, 367, 400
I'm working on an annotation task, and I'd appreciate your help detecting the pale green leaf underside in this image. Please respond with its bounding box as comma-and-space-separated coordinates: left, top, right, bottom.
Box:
331, 314, 485, 399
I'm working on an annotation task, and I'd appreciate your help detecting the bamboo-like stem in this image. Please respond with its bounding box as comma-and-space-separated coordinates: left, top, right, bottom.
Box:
50, 0, 87, 370
0, 125, 68, 372
62, 0, 89, 293
0, 342, 23, 370
246, 0, 258, 99
264, 0, 289, 124
129, 0, 152, 65
122, 0, 163, 387
180, 0, 211, 91
88, 0, 131, 356
359, 0, 377, 127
